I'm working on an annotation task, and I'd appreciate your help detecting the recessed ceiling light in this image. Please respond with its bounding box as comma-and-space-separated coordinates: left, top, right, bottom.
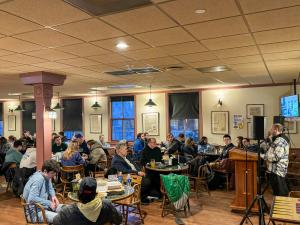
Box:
8, 93, 22, 96
90, 87, 108, 91
196, 65, 231, 73
116, 42, 129, 50
195, 9, 206, 14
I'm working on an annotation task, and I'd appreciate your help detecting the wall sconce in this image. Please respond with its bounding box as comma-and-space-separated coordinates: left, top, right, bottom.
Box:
217, 99, 223, 108
8, 109, 14, 113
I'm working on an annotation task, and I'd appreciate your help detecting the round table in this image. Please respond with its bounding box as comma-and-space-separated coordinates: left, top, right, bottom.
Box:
68, 184, 135, 202
145, 163, 189, 174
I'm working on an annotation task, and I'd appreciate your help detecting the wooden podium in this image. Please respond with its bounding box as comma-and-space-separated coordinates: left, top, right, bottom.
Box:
229, 149, 258, 211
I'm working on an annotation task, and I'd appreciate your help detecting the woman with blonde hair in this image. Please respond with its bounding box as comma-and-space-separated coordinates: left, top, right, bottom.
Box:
183, 137, 197, 161
61, 141, 85, 166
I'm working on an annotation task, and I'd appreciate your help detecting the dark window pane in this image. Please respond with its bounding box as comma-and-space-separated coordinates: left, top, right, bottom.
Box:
63, 99, 82, 131
22, 101, 36, 134
112, 119, 123, 141
123, 119, 134, 141
64, 130, 83, 141
123, 101, 134, 118
170, 119, 199, 141
0, 121, 3, 136
112, 101, 122, 118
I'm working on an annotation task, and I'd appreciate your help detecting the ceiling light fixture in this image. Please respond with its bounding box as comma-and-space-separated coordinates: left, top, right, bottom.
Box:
116, 42, 129, 50
53, 92, 64, 110
195, 9, 206, 14
91, 89, 101, 110
14, 95, 25, 112
196, 65, 231, 73
145, 84, 157, 107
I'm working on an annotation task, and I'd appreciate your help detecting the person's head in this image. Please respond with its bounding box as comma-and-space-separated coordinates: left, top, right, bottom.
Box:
185, 137, 194, 147
52, 133, 57, 139
136, 133, 142, 139
236, 136, 243, 148
144, 132, 150, 140
75, 133, 84, 144
223, 134, 231, 145
178, 133, 185, 142
242, 138, 250, 147
63, 140, 79, 160
58, 131, 64, 137
271, 123, 284, 136
41, 159, 60, 180
199, 136, 208, 145
78, 177, 97, 204
115, 140, 127, 157
13, 140, 23, 151
167, 133, 174, 142
148, 138, 157, 149
87, 140, 96, 150
53, 135, 62, 146
99, 134, 105, 143
8, 135, 16, 143
0, 136, 7, 145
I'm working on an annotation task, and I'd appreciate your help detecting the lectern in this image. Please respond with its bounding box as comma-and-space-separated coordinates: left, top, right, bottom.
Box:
229, 149, 258, 211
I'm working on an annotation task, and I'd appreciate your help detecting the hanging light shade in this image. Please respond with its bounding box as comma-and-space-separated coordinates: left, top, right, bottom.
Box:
47, 108, 57, 119
53, 92, 64, 110
15, 95, 25, 111
145, 84, 157, 107
91, 89, 101, 109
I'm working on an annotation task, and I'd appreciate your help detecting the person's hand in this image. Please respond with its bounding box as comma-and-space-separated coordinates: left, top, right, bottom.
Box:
50, 201, 57, 211
51, 196, 59, 208
138, 171, 145, 177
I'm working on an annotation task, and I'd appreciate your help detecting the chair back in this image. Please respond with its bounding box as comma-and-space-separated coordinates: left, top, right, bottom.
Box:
129, 175, 142, 204
60, 164, 84, 183
198, 165, 208, 178
289, 191, 300, 198
20, 195, 48, 224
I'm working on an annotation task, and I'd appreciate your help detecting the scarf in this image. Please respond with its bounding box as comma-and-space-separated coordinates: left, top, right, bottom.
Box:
78, 196, 102, 222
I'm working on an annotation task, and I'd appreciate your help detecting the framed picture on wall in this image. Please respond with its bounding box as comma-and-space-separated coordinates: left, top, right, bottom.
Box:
284, 120, 297, 134
247, 122, 253, 139
142, 112, 159, 136
8, 115, 16, 131
246, 104, 264, 119
90, 114, 102, 134
211, 111, 229, 134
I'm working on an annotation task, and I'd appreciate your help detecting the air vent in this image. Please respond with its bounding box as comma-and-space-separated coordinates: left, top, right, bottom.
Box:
106, 67, 161, 76
196, 65, 231, 73
64, 0, 152, 16
164, 65, 185, 71
166, 85, 185, 89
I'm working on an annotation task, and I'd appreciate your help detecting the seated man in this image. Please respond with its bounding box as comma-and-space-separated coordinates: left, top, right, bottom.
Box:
52, 135, 68, 154
75, 134, 90, 155
219, 134, 235, 160
84, 140, 107, 176
23, 159, 62, 224
140, 138, 162, 167
4, 140, 23, 167
111, 140, 151, 203
53, 177, 122, 225
166, 133, 181, 155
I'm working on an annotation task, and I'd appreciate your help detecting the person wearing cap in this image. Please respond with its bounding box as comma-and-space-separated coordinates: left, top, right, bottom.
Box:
22, 159, 62, 224
75, 133, 90, 155
53, 177, 122, 225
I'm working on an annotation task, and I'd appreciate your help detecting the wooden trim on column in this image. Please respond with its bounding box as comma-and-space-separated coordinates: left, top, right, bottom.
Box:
199, 90, 203, 139
165, 92, 169, 136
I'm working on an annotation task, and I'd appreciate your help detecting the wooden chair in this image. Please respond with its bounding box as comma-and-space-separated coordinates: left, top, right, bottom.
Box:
91, 160, 108, 178
60, 164, 84, 198
4, 162, 17, 192
114, 175, 146, 225
160, 176, 191, 218
289, 191, 300, 198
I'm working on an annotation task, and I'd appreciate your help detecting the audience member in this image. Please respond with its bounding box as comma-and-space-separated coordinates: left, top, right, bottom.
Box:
8, 135, 16, 147
58, 131, 67, 143
52, 135, 68, 154
4, 140, 23, 167
219, 134, 235, 160
53, 177, 122, 225
242, 138, 251, 149
84, 140, 107, 175
198, 136, 211, 153
140, 138, 162, 166
0, 137, 11, 161
166, 133, 181, 154
183, 138, 197, 161
23, 160, 62, 224
98, 134, 110, 155
75, 134, 89, 155
61, 141, 85, 167
133, 133, 145, 159
144, 132, 150, 143
236, 136, 244, 149
20, 145, 36, 169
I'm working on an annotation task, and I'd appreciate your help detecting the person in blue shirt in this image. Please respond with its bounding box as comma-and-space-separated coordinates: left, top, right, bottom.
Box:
133, 133, 145, 160
198, 136, 211, 153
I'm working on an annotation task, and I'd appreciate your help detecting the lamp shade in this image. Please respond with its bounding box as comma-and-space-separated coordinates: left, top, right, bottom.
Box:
47, 108, 57, 119
91, 101, 101, 109
145, 98, 157, 107
53, 102, 64, 110
14, 104, 25, 111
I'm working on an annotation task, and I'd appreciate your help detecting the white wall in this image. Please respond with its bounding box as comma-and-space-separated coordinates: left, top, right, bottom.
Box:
136, 93, 166, 142
83, 96, 109, 141
202, 85, 300, 147
3, 101, 22, 138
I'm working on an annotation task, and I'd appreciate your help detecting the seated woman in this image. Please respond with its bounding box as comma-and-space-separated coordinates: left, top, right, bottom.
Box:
183, 138, 197, 162
61, 141, 85, 167
236, 136, 244, 149
53, 177, 122, 225
84, 140, 107, 176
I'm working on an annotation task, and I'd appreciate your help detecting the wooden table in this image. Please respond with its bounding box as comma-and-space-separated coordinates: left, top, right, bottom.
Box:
145, 163, 189, 174
269, 196, 300, 224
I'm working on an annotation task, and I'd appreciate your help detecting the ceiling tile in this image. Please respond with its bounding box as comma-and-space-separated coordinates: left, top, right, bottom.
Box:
130, 56, 181, 68
213, 46, 259, 58
0, 53, 46, 64
222, 55, 262, 65
0, 59, 22, 68
81, 64, 117, 73
201, 34, 255, 50
33, 62, 72, 70
174, 51, 217, 63
266, 58, 300, 67
0, 37, 43, 52
244, 76, 272, 84
0, 49, 15, 57
260, 40, 300, 53
246, 6, 300, 32
185, 16, 248, 40
9, 65, 42, 72
101, 5, 177, 34
87, 53, 132, 64
58, 58, 99, 67
159, 0, 240, 25
239, 0, 300, 14
25, 49, 76, 61
0, 11, 42, 35
55, 18, 125, 42
58, 43, 110, 57
254, 26, 300, 44
208, 71, 248, 84
134, 27, 195, 47
14, 28, 82, 48
92, 36, 150, 52
160, 41, 207, 55
0, 0, 91, 26
231, 62, 268, 77
188, 59, 225, 68
121, 48, 168, 60
263, 51, 300, 61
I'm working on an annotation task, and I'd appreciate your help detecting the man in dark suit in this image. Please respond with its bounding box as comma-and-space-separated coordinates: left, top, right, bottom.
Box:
111, 140, 151, 204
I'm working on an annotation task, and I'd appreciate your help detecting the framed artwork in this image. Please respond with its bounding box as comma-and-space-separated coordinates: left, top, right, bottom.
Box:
90, 114, 102, 134
284, 120, 297, 134
246, 104, 264, 119
142, 112, 159, 136
247, 122, 253, 139
8, 115, 16, 131
211, 111, 229, 134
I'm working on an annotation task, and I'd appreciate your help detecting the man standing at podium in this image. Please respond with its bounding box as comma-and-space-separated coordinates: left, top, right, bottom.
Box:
261, 123, 289, 196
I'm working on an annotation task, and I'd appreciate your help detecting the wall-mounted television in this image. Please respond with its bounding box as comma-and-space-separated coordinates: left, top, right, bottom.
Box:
280, 95, 299, 118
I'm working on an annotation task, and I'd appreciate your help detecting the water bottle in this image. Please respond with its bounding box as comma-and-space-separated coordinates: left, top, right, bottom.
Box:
118, 172, 123, 184
126, 174, 132, 187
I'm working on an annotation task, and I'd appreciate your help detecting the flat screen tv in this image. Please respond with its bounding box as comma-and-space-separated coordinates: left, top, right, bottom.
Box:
280, 95, 299, 118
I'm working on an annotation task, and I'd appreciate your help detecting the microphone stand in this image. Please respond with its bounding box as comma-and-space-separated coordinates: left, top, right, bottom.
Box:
243, 146, 253, 224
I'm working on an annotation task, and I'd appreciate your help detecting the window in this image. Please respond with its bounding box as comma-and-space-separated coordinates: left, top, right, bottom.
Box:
111, 96, 135, 141
22, 101, 36, 134
63, 99, 83, 140
0, 102, 3, 136
169, 92, 199, 141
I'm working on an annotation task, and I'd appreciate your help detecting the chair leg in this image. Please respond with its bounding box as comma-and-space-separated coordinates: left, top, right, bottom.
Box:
161, 195, 166, 217
226, 175, 229, 192
206, 182, 210, 196
6, 181, 10, 192
124, 205, 129, 225
137, 203, 144, 224
63, 183, 66, 198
